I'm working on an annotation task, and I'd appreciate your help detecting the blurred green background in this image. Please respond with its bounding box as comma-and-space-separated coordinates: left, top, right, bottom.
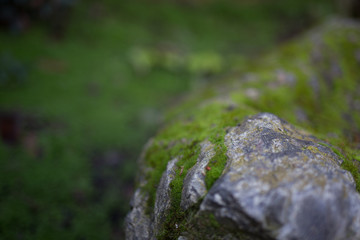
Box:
0, 0, 340, 239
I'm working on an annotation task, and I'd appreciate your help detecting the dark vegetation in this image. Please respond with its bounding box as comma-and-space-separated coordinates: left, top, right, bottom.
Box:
0, 0, 349, 239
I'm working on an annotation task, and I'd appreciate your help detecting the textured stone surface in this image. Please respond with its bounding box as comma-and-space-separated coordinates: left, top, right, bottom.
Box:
126, 155, 180, 240
200, 113, 360, 240
125, 189, 152, 240
126, 114, 360, 240
154, 157, 179, 233
181, 140, 215, 210
126, 19, 360, 240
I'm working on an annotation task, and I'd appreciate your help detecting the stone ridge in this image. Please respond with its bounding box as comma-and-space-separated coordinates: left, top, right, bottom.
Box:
125, 189, 152, 240
181, 141, 216, 210
154, 157, 180, 234
200, 113, 360, 240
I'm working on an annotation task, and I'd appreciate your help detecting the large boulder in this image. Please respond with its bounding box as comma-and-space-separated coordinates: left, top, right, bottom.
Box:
126, 19, 360, 240
201, 113, 360, 240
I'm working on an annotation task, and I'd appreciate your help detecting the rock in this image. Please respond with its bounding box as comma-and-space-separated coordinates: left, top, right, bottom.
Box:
177, 236, 187, 240
126, 113, 360, 240
181, 141, 215, 210
200, 113, 360, 240
154, 157, 180, 233
125, 189, 152, 240
126, 19, 360, 240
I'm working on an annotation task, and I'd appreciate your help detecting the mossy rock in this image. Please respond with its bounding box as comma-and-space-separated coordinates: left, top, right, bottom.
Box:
126, 18, 360, 240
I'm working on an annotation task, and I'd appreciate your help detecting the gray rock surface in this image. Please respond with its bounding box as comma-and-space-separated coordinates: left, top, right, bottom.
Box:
200, 113, 360, 240
181, 140, 215, 210
154, 157, 179, 233
126, 113, 360, 240
125, 189, 152, 240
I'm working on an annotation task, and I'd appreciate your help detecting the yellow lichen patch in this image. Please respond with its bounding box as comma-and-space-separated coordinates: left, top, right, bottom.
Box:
305, 146, 322, 155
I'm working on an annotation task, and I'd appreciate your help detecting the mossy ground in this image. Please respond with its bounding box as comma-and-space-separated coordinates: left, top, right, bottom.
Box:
141, 19, 360, 239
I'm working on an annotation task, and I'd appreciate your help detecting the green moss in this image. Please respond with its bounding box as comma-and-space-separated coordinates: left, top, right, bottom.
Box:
142, 101, 257, 238
205, 105, 258, 189
342, 159, 360, 192
354, 151, 360, 162
205, 142, 227, 189
338, 150, 360, 192
142, 142, 171, 210
141, 20, 360, 238
318, 141, 360, 192
181, 211, 256, 240
156, 143, 201, 240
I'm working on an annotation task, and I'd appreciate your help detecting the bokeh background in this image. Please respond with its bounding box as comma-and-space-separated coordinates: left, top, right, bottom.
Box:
0, 0, 352, 239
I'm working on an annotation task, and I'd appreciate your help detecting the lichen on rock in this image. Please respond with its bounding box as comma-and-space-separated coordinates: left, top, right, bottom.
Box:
200, 113, 360, 240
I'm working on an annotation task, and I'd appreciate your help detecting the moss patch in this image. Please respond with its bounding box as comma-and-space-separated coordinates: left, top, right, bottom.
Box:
140, 19, 360, 239
142, 101, 257, 239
